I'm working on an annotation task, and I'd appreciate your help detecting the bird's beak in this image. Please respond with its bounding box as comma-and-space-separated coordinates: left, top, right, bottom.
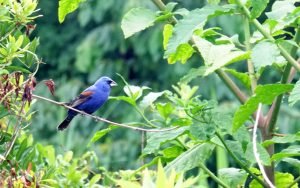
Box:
110, 80, 118, 87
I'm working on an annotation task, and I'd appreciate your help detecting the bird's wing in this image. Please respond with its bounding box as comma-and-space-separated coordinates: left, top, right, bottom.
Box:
68, 90, 94, 108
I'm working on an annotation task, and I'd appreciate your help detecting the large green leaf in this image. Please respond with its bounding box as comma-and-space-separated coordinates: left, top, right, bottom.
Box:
272, 145, 300, 161
289, 79, 300, 106
143, 127, 187, 155
121, 7, 156, 38
218, 168, 247, 188
233, 84, 293, 132
251, 40, 285, 70
58, 0, 86, 23
165, 5, 233, 56
167, 43, 194, 64
164, 143, 215, 174
250, 0, 269, 19
193, 37, 249, 76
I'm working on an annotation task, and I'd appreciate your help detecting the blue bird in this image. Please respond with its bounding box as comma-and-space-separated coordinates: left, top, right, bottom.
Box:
57, 76, 117, 131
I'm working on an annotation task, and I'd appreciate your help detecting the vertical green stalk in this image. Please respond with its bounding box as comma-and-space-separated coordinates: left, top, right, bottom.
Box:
243, 16, 256, 92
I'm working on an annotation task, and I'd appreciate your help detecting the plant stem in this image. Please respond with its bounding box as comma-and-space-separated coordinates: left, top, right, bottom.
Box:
243, 16, 256, 92
151, 0, 248, 104
235, 0, 300, 72
215, 131, 266, 186
266, 28, 300, 133
198, 162, 230, 188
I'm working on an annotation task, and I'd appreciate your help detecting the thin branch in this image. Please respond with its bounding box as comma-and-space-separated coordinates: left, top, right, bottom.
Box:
32, 94, 179, 133
215, 131, 266, 186
252, 103, 275, 188
243, 16, 257, 92
198, 162, 230, 188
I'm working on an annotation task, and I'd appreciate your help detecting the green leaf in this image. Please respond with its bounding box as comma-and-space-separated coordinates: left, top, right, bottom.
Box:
163, 24, 173, 50
282, 158, 300, 169
164, 143, 215, 174
250, 0, 269, 19
156, 159, 167, 187
121, 7, 156, 38
271, 145, 300, 161
193, 37, 249, 76
140, 91, 165, 109
262, 132, 300, 147
156, 102, 174, 119
189, 123, 215, 140
179, 67, 206, 84
218, 168, 247, 188
233, 84, 293, 132
266, 0, 296, 20
165, 5, 233, 56
224, 68, 251, 89
251, 41, 286, 70
110, 96, 136, 106
167, 43, 194, 64
58, 0, 86, 23
250, 172, 297, 188
225, 140, 249, 164
162, 146, 183, 158
245, 142, 271, 166
289, 79, 300, 106
88, 174, 101, 187
143, 127, 187, 155
123, 85, 150, 101
88, 126, 115, 146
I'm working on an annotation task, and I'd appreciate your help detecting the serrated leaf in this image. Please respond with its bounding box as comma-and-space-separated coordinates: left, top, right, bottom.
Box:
164, 143, 215, 174
250, 0, 269, 19
233, 84, 293, 132
143, 127, 187, 155
224, 68, 251, 89
140, 91, 165, 109
289, 79, 300, 106
193, 37, 249, 76
251, 41, 286, 70
271, 145, 300, 161
121, 7, 156, 38
245, 142, 271, 166
167, 43, 194, 64
165, 5, 233, 56
218, 168, 247, 188
58, 0, 86, 23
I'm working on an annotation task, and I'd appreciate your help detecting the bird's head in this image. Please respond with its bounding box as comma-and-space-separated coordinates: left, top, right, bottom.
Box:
95, 76, 117, 90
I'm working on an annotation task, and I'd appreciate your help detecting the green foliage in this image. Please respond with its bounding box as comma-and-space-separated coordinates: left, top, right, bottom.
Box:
233, 84, 293, 132
58, 0, 86, 23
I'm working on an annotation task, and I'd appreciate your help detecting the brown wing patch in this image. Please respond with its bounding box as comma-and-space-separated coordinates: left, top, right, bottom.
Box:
69, 91, 94, 107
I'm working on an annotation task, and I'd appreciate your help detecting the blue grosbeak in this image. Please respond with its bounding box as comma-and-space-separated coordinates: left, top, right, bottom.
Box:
57, 76, 117, 131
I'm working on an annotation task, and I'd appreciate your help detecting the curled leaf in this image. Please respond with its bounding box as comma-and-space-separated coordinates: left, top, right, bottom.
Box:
44, 79, 55, 96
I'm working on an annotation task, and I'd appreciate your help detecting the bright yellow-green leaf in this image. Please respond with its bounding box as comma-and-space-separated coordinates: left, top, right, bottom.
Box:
58, 0, 86, 23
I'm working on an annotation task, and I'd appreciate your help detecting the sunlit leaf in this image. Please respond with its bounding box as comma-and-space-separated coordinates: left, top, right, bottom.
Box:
251, 41, 286, 70
121, 7, 156, 38
58, 0, 86, 23
250, 0, 269, 19
224, 68, 251, 89
272, 145, 300, 161
167, 43, 194, 64
193, 37, 249, 76
88, 126, 116, 146
262, 132, 300, 147
140, 91, 165, 109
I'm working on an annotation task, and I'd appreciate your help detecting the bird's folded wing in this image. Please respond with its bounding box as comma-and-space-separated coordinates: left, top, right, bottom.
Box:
68, 90, 94, 108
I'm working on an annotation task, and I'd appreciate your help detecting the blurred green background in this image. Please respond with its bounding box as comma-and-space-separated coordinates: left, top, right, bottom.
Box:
30, 0, 299, 175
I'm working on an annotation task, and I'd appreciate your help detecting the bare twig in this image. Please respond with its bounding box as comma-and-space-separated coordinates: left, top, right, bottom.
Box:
32, 94, 179, 132
253, 103, 275, 188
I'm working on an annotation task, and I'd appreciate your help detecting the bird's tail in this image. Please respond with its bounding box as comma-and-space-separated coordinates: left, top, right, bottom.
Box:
57, 116, 74, 131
